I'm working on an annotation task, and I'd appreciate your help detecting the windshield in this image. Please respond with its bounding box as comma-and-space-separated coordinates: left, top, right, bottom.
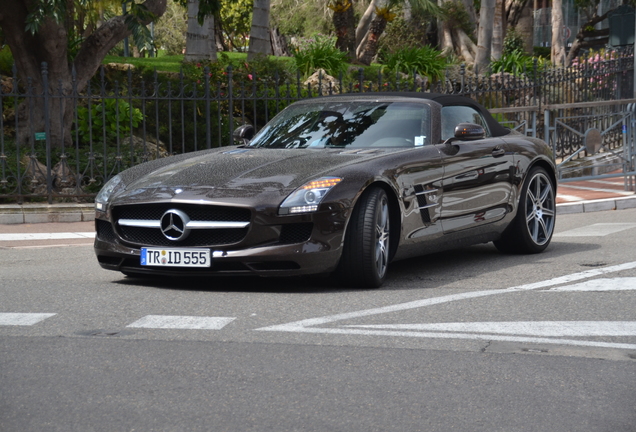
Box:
248, 101, 430, 149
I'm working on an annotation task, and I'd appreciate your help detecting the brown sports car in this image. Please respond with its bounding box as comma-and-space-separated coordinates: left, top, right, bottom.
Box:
94, 93, 556, 288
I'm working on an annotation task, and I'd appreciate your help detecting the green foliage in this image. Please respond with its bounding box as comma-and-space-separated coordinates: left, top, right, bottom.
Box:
378, 17, 429, 57
153, 2, 187, 56
220, 0, 252, 51
533, 46, 551, 58
439, 1, 474, 41
490, 50, 549, 78
503, 28, 525, 55
382, 46, 447, 82
292, 34, 348, 78
0, 45, 13, 75
271, 0, 332, 37
77, 99, 143, 144
24, 0, 66, 35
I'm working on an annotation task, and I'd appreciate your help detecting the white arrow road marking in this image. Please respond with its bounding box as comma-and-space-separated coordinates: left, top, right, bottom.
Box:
0, 232, 95, 241
554, 223, 636, 237
127, 315, 236, 330
0, 313, 57, 326
343, 322, 636, 337
256, 261, 636, 350
544, 277, 636, 291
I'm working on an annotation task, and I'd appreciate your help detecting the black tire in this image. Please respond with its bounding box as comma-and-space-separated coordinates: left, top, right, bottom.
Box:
494, 166, 556, 254
338, 187, 391, 288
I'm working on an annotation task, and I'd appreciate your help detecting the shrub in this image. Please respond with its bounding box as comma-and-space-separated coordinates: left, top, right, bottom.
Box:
382, 46, 447, 82
378, 17, 429, 58
503, 28, 525, 55
0, 45, 14, 76
490, 50, 548, 79
292, 34, 348, 78
77, 98, 143, 144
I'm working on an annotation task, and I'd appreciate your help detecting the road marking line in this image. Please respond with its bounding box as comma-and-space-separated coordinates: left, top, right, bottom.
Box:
544, 277, 636, 291
344, 321, 636, 337
272, 327, 636, 350
0, 313, 57, 326
127, 315, 236, 330
257, 262, 636, 332
553, 223, 636, 237
0, 232, 95, 241
256, 262, 636, 349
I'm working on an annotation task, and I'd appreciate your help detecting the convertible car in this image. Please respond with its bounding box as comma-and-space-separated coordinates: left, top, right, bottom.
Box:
94, 93, 556, 288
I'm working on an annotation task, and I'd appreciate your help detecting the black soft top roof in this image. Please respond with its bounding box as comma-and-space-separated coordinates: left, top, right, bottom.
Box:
363, 92, 510, 137
317, 92, 510, 137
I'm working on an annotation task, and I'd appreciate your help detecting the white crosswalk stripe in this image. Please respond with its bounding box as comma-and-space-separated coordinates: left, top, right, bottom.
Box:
127, 315, 236, 330
0, 313, 57, 326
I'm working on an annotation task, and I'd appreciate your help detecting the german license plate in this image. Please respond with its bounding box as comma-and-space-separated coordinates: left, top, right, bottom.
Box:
141, 248, 211, 268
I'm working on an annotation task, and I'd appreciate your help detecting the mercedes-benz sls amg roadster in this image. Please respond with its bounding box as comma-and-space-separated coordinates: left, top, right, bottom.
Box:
94, 93, 556, 288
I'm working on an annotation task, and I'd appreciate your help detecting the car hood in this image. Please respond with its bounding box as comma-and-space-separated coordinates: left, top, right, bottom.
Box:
113, 147, 394, 204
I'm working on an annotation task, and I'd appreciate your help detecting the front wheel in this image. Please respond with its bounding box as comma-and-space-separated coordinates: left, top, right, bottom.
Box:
338, 187, 391, 288
494, 166, 556, 254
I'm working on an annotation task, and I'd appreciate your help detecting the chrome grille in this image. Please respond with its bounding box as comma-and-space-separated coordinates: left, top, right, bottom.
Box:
112, 204, 251, 247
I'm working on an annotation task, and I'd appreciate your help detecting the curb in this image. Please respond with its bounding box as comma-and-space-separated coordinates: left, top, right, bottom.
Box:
556, 195, 636, 215
0, 203, 95, 225
1, 196, 635, 225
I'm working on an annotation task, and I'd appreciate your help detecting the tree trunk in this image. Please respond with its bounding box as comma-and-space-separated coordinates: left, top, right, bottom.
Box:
514, 1, 534, 54
0, 0, 168, 148
332, 0, 356, 60
474, 0, 496, 73
357, 16, 387, 65
550, 0, 566, 66
247, 0, 272, 60
564, 10, 610, 66
185, 0, 217, 62
455, 28, 477, 63
505, 0, 529, 27
460, 0, 477, 32
356, 0, 380, 49
491, 0, 505, 60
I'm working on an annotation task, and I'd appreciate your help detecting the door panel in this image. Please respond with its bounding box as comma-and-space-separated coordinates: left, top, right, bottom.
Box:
438, 138, 514, 233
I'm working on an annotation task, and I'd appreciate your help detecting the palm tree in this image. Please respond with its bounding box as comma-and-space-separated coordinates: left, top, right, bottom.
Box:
247, 0, 272, 60
185, 0, 217, 62
329, 0, 356, 60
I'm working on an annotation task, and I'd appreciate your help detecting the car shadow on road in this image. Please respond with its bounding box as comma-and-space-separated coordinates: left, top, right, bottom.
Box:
112, 240, 601, 294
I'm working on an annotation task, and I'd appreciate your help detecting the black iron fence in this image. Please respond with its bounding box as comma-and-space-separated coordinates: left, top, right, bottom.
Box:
1, 47, 634, 202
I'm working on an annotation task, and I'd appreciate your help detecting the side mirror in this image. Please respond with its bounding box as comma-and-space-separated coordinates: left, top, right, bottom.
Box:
454, 123, 485, 141
233, 124, 255, 144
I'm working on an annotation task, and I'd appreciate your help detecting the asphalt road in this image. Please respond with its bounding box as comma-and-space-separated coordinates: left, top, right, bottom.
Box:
1, 209, 636, 431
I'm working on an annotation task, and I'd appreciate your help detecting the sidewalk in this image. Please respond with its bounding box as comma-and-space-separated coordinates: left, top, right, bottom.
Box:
556, 176, 636, 214
0, 178, 635, 225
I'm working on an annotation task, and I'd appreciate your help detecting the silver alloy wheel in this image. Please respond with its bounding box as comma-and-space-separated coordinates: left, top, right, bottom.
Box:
375, 195, 390, 278
525, 171, 555, 246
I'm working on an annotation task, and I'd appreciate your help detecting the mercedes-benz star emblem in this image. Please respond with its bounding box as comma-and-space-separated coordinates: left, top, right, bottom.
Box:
160, 209, 191, 241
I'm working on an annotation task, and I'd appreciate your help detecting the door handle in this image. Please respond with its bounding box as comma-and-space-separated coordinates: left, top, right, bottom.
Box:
492, 147, 505, 157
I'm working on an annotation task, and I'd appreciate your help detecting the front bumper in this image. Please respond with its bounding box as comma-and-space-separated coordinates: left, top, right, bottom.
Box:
94, 206, 348, 278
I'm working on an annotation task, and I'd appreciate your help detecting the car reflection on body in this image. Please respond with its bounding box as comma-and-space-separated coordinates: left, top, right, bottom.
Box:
94, 93, 556, 288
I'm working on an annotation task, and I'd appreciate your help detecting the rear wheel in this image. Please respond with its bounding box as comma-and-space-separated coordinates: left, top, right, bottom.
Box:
494, 166, 556, 254
338, 187, 391, 288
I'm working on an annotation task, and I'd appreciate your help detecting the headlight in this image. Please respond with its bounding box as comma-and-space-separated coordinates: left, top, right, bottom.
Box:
279, 177, 342, 215
95, 175, 125, 211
